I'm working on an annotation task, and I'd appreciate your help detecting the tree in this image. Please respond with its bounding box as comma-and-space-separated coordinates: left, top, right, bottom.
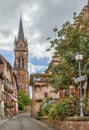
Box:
18, 90, 32, 111
47, 16, 89, 96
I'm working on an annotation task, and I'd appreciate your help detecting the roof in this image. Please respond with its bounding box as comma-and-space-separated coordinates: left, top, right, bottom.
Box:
0, 57, 3, 64
0, 73, 4, 80
18, 14, 24, 41
0, 54, 12, 69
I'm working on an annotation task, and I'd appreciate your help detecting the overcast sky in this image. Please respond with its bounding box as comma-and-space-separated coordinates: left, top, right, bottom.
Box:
0, 0, 88, 74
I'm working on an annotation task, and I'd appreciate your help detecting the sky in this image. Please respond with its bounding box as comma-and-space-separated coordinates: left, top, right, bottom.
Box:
0, 0, 88, 75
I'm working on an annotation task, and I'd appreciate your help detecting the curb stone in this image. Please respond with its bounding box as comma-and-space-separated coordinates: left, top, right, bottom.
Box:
29, 118, 58, 130
0, 119, 8, 126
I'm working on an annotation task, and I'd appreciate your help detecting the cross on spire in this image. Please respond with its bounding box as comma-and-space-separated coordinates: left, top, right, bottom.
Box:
18, 12, 24, 41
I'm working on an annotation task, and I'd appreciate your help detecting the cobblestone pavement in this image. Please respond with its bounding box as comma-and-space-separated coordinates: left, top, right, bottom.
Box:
0, 113, 58, 130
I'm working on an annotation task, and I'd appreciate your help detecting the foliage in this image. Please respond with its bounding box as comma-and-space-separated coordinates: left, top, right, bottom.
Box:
4, 85, 13, 94
38, 97, 54, 117
4, 85, 8, 91
4, 102, 8, 108
83, 97, 89, 116
18, 90, 31, 111
39, 96, 77, 120
4, 102, 13, 108
29, 74, 34, 86
49, 96, 77, 120
40, 104, 53, 117
47, 16, 89, 93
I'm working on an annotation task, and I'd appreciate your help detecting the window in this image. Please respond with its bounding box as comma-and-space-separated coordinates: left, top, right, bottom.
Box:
18, 58, 20, 68
44, 92, 48, 98
20, 85, 23, 90
22, 58, 24, 69
64, 90, 69, 97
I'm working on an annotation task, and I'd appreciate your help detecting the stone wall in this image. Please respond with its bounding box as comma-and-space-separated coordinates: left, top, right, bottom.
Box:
38, 117, 89, 130
32, 81, 59, 117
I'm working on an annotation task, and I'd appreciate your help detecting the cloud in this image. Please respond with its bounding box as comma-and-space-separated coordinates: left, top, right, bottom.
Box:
28, 62, 47, 74
29, 41, 54, 59
31, 4, 40, 12
0, 0, 87, 73
23, 14, 32, 23
31, 31, 42, 40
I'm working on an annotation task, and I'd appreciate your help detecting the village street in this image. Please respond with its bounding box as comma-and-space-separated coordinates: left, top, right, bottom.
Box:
0, 113, 58, 130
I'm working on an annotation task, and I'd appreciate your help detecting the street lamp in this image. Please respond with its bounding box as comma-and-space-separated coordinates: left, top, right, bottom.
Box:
75, 52, 84, 117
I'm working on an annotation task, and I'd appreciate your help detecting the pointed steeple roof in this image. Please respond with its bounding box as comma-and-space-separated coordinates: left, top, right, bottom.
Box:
88, 0, 89, 5
18, 13, 24, 41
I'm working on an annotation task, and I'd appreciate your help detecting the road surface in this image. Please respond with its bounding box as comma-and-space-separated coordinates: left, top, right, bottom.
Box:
0, 113, 58, 130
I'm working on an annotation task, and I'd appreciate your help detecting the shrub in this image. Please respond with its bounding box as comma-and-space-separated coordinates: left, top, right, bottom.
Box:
41, 104, 53, 116
49, 96, 77, 120
40, 96, 77, 120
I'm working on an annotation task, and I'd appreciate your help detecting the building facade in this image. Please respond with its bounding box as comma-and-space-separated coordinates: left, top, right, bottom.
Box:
31, 58, 60, 117
73, 0, 89, 29
14, 14, 29, 93
32, 78, 59, 117
0, 55, 18, 118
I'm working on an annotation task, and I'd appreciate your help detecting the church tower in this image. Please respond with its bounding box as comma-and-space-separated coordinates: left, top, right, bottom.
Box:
14, 14, 28, 93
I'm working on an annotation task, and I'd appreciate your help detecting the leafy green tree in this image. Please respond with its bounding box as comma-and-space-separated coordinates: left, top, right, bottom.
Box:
18, 90, 32, 111
47, 16, 89, 96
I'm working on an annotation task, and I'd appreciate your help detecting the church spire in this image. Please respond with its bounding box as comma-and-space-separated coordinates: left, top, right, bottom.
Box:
88, 0, 89, 5
18, 12, 24, 41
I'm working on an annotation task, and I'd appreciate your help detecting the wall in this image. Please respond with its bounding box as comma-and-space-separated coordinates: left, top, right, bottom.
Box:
39, 117, 89, 130
32, 82, 59, 117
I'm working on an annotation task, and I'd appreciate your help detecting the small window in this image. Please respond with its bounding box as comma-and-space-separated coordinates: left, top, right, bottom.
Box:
44, 92, 48, 98
20, 84, 23, 90
22, 58, 24, 69
18, 58, 20, 68
64, 90, 68, 97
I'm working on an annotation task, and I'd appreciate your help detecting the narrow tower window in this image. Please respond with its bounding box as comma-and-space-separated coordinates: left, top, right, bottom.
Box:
22, 58, 24, 69
18, 58, 20, 68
